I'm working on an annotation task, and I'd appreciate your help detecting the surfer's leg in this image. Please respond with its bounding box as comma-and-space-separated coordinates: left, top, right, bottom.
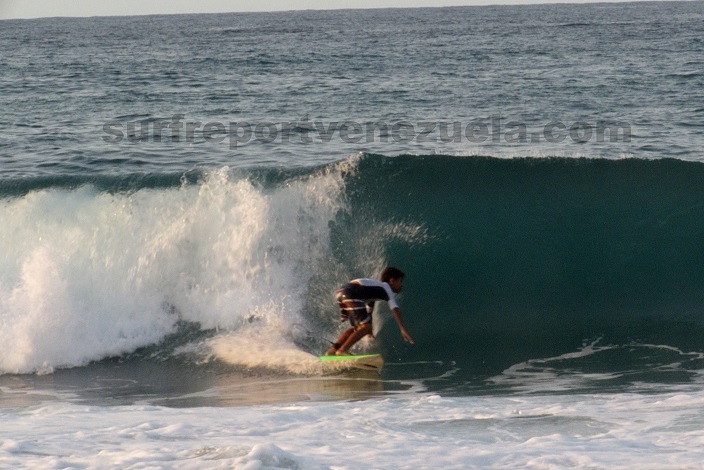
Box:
336, 323, 372, 355
325, 328, 355, 355
329, 296, 371, 355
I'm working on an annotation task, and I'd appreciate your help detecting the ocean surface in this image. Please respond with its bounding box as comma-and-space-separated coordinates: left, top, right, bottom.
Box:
2, 2, 704, 468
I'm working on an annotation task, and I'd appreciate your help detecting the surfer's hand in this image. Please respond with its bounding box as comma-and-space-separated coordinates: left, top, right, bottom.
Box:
391, 308, 414, 345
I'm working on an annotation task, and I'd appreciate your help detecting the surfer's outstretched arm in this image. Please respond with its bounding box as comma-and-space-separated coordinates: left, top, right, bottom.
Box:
391, 308, 414, 345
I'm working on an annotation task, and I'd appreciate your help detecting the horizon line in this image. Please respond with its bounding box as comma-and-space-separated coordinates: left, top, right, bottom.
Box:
0, 0, 682, 21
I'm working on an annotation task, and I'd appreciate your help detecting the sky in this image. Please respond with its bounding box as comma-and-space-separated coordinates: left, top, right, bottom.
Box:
0, 0, 673, 20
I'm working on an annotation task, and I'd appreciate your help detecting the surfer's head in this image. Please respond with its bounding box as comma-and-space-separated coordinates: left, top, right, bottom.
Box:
381, 267, 405, 293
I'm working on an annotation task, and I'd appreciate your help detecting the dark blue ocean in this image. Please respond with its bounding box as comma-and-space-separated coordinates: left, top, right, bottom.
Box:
3, 3, 704, 467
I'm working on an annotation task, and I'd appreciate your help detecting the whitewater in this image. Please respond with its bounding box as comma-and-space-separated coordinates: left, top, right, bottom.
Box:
5, 391, 704, 469
2, 2, 704, 469
0, 165, 350, 374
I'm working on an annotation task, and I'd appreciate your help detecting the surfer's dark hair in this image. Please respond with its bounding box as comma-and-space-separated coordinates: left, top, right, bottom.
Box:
380, 267, 405, 283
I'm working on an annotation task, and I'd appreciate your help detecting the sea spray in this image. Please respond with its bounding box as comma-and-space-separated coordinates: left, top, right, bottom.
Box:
0, 162, 356, 374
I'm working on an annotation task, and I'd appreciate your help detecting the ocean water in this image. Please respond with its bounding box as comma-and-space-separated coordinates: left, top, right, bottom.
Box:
2, 2, 704, 468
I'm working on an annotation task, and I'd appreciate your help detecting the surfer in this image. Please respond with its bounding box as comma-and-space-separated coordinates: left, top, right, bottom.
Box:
325, 267, 414, 356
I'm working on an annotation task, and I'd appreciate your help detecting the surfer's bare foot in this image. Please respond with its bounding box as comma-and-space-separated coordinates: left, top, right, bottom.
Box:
335, 350, 351, 356
324, 347, 337, 356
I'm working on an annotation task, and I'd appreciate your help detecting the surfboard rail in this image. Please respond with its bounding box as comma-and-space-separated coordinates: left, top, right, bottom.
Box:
319, 354, 384, 370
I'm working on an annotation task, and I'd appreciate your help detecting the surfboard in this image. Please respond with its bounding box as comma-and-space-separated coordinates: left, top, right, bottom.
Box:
319, 354, 384, 371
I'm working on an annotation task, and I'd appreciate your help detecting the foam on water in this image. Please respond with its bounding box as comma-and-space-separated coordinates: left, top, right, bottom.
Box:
488, 340, 704, 394
4, 391, 704, 469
